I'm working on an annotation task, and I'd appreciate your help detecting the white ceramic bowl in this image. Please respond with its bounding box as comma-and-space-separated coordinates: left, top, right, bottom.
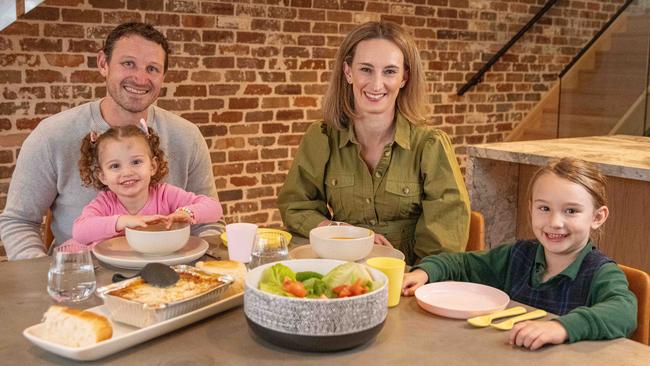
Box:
125, 222, 190, 255
244, 259, 388, 352
309, 225, 374, 261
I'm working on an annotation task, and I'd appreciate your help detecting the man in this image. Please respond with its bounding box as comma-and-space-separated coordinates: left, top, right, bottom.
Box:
0, 22, 222, 260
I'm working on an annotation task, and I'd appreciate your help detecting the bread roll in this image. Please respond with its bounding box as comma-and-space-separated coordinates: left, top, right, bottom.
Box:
40, 305, 112, 347
195, 260, 246, 298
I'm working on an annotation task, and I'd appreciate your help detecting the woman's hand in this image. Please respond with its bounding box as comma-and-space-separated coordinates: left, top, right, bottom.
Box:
401, 269, 429, 296
508, 320, 568, 350
373, 233, 393, 247
115, 215, 165, 231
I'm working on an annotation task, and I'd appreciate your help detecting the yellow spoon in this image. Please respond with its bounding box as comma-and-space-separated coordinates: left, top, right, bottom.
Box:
467, 306, 527, 327
490, 309, 548, 330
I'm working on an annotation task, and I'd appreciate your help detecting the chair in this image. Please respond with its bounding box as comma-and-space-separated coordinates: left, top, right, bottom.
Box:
466, 210, 486, 252
42, 209, 54, 251
619, 264, 650, 345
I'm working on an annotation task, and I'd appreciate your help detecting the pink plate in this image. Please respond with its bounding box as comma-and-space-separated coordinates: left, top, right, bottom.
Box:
414, 281, 510, 319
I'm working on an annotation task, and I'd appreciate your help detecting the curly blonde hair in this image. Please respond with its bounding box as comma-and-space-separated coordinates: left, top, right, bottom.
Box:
79, 125, 169, 190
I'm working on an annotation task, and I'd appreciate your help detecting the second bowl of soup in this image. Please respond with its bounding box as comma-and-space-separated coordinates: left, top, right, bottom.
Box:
309, 225, 374, 261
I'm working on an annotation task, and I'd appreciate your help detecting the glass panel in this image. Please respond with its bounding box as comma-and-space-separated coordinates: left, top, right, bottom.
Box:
0, 1, 17, 32
558, 0, 650, 138
25, 0, 44, 13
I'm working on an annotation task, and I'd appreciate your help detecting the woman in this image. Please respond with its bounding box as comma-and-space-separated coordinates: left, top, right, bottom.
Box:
277, 21, 470, 265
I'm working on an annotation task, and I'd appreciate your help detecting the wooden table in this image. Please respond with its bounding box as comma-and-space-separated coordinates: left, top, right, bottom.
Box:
1, 248, 648, 365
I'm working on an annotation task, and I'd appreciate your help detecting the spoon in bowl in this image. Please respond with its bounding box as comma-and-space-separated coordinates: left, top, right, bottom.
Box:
490, 309, 548, 330
467, 306, 527, 327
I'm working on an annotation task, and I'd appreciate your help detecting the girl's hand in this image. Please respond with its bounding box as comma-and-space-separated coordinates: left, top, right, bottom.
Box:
374, 233, 393, 248
401, 269, 429, 296
162, 210, 194, 229
116, 215, 165, 232
508, 320, 568, 350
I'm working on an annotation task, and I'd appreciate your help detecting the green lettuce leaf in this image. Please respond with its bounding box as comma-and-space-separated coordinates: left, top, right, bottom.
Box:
322, 262, 375, 289
258, 263, 296, 297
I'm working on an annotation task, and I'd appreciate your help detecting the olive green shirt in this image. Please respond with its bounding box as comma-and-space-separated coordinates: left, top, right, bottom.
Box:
278, 113, 470, 265
414, 241, 637, 342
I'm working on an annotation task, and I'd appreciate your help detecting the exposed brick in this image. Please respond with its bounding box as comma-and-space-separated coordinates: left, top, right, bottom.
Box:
25, 70, 65, 83
166, 29, 200, 42
248, 136, 276, 146
203, 57, 234, 69
22, 6, 60, 21
174, 85, 207, 97
262, 97, 290, 109
184, 43, 216, 56
194, 98, 225, 110
127, 0, 163, 11
61, 9, 102, 23
229, 98, 259, 109
203, 30, 234, 43
262, 123, 290, 134
277, 110, 304, 121
44, 54, 85, 68
156, 99, 191, 111
247, 186, 275, 199
35, 102, 71, 114
0, 71, 22, 84
217, 189, 243, 202
20, 39, 62, 52
88, 0, 125, 9
245, 111, 273, 123
237, 58, 265, 69
246, 161, 275, 174
237, 32, 266, 44
70, 70, 104, 83
190, 71, 221, 82
103, 11, 142, 24
3, 22, 39, 37
261, 172, 287, 184
182, 15, 216, 28
212, 111, 243, 123
209, 84, 240, 96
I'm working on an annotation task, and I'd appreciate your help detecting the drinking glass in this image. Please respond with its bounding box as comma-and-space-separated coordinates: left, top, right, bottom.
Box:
47, 241, 96, 303
249, 233, 289, 269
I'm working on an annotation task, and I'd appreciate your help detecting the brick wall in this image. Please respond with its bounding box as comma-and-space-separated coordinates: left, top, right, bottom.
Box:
0, 0, 625, 227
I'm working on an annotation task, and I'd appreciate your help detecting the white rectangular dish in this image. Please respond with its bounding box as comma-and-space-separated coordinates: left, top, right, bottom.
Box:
23, 292, 243, 361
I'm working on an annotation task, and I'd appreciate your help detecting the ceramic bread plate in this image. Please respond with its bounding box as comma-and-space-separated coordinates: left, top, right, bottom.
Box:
415, 281, 510, 319
290, 244, 405, 263
23, 292, 243, 361
219, 228, 292, 247
92, 236, 208, 270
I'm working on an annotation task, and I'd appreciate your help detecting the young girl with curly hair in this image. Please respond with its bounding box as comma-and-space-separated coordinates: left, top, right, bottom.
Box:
72, 121, 222, 245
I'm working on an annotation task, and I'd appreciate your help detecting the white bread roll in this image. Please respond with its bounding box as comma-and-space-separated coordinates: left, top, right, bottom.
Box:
195, 260, 246, 298
40, 305, 112, 347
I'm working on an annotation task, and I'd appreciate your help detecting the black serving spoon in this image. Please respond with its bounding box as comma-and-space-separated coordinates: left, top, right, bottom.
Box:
112, 263, 180, 288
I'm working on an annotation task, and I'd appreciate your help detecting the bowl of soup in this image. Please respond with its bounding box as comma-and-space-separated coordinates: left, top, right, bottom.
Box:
309, 225, 374, 261
125, 221, 190, 255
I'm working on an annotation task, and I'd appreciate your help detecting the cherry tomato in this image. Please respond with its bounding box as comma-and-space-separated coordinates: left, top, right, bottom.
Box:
282, 276, 307, 298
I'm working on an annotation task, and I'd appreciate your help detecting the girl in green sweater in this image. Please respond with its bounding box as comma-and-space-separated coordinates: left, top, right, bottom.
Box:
402, 157, 636, 350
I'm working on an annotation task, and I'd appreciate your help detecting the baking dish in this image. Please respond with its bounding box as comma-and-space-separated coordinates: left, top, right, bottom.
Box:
97, 265, 233, 328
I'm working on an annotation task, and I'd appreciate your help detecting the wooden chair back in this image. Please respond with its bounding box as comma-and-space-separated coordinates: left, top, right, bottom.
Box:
466, 210, 486, 252
42, 210, 54, 251
619, 264, 650, 345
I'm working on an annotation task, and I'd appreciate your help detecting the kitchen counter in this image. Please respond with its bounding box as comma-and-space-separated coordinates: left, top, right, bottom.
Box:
466, 135, 650, 271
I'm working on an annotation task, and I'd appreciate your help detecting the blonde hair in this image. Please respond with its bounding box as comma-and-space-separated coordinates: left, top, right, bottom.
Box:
322, 21, 427, 129
79, 125, 169, 190
527, 157, 608, 241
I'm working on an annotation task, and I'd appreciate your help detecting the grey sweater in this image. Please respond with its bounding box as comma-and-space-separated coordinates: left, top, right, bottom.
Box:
0, 100, 223, 260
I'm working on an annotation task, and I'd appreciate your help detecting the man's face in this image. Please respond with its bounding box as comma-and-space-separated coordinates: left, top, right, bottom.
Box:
98, 35, 166, 115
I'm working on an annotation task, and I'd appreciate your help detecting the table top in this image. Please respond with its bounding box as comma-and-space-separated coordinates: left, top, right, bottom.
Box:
2, 242, 649, 365
467, 135, 650, 181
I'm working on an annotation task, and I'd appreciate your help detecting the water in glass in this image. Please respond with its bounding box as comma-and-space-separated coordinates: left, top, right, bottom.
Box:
249, 234, 289, 268
47, 242, 96, 302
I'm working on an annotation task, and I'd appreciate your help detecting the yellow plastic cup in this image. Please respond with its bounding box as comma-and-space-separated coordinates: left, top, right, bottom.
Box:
366, 257, 406, 307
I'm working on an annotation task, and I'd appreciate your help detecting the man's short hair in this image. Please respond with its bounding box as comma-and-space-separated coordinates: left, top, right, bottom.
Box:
102, 22, 171, 73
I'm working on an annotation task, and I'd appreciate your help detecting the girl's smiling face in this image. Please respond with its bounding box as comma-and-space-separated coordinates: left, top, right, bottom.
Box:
96, 136, 157, 203
530, 173, 608, 258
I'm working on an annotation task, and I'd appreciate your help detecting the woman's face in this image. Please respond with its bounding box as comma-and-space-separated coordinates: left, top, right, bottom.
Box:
343, 38, 407, 120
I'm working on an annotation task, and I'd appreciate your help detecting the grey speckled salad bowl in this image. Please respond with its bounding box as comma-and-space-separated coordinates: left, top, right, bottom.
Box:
244, 259, 388, 352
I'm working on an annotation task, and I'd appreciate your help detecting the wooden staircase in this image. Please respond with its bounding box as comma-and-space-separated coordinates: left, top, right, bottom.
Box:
508, 9, 650, 142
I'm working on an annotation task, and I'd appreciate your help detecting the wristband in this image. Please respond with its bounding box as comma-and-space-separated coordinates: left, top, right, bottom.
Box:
176, 207, 195, 221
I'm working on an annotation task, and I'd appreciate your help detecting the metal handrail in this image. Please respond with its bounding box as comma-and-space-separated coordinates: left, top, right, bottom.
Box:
559, 0, 635, 78
457, 0, 559, 96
